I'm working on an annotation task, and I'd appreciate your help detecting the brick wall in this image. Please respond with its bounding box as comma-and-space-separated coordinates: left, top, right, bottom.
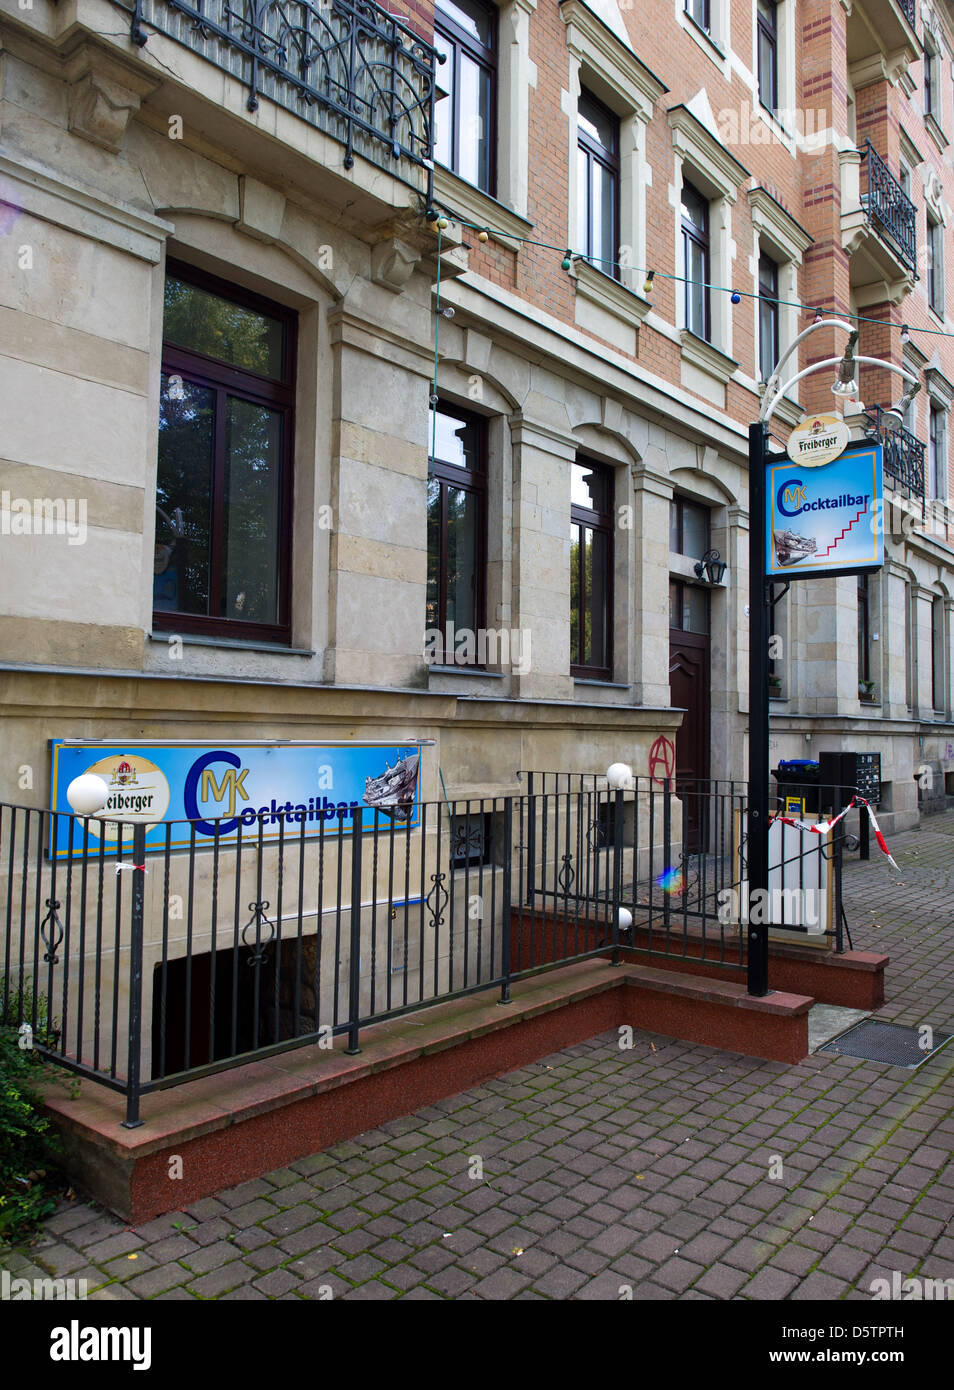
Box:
416, 0, 954, 501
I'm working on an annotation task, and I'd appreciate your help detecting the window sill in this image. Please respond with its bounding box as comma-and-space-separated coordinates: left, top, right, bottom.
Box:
570, 259, 652, 328
680, 328, 738, 384
148, 632, 314, 656
574, 678, 630, 690
429, 664, 506, 677
433, 165, 534, 252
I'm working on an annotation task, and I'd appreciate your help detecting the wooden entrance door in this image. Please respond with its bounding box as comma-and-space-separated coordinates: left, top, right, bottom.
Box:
669, 583, 711, 851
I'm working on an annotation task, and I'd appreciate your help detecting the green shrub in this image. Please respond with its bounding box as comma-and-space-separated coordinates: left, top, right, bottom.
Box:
0, 979, 68, 1244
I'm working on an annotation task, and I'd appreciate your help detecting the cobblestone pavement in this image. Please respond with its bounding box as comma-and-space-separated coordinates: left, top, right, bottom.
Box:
3, 811, 953, 1301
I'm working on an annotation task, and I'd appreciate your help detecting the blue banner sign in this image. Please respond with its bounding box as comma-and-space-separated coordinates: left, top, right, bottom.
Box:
49, 740, 424, 858
766, 441, 883, 579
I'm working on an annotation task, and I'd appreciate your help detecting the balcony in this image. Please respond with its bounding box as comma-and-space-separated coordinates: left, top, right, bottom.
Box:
845, 0, 919, 87
872, 406, 926, 511
841, 142, 917, 306
119, 0, 438, 193
860, 143, 916, 269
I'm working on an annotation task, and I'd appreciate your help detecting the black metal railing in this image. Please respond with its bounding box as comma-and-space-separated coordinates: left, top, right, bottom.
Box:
517, 771, 844, 963
897, 0, 916, 28
859, 141, 917, 270
1, 778, 847, 1125
119, 0, 439, 191
873, 405, 926, 511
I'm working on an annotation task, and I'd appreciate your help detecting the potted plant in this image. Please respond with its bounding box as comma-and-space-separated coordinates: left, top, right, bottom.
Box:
859, 679, 876, 702
769, 674, 782, 696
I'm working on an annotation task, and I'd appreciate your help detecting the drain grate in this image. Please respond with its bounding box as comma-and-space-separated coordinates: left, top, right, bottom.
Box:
819, 1019, 953, 1068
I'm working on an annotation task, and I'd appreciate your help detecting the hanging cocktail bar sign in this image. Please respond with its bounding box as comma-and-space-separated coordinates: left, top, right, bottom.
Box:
766, 422, 883, 580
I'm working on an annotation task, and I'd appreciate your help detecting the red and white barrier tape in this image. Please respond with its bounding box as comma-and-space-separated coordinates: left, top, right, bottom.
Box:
771, 796, 900, 874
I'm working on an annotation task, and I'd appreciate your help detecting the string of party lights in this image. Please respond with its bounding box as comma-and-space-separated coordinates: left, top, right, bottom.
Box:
424, 206, 954, 347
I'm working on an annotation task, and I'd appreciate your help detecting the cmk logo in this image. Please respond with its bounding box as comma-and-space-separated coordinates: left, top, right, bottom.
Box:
199, 766, 250, 820
184, 750, 245, 834
784, 484, 806, 511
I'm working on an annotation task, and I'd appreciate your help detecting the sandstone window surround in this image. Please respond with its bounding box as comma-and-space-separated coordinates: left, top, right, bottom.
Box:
433, 0, 537, 250
926, 205, 945, 319
560, 0, 668, 354
747, 185, 812, 427
668, 103, 747, 407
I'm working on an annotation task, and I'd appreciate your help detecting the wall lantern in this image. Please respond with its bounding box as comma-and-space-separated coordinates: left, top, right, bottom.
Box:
694, 549, 727, 585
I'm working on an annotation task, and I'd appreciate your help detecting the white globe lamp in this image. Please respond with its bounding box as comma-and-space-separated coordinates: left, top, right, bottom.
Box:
66, 774, 109, 817
618, 906, 633, 931
606, 762, 632, 790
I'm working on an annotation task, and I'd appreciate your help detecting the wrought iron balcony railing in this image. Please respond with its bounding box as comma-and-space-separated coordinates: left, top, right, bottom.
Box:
872, 405, 926, 511
898, 0, 916, 27
120, 0, 438, 191
859, 140, 917, 271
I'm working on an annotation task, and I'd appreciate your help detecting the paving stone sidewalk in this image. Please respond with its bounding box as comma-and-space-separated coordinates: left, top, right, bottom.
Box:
3, 811, 953, 1301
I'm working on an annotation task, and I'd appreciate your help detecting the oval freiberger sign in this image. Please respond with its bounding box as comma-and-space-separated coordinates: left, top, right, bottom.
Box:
786, 413, 850, 467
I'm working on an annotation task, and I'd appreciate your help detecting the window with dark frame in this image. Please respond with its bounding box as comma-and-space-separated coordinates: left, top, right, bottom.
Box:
577, 89, 620, 281
570, 458, 614, 679
932, 596, 944, 711
154, 263, 296, 644
426, 402, 487, 666
669, 496, 711, 560
684, 0, 710, 34
757, 0, 778, 113
669, 579, 710, 635
682, 181, 711, 342
433, 0, 497, 196
758, 251, 780, 382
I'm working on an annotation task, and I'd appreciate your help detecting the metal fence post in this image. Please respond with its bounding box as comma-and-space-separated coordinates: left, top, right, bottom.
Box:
499, 797, 513, 1003
611, 788, 623, 966
345, 808, 363, 1054
832, 786, 845, 954
525, 772, 535, 904
122, 823, 146, 1129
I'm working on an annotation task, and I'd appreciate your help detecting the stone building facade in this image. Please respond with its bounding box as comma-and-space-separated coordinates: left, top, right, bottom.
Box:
2, 0, 954, 830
